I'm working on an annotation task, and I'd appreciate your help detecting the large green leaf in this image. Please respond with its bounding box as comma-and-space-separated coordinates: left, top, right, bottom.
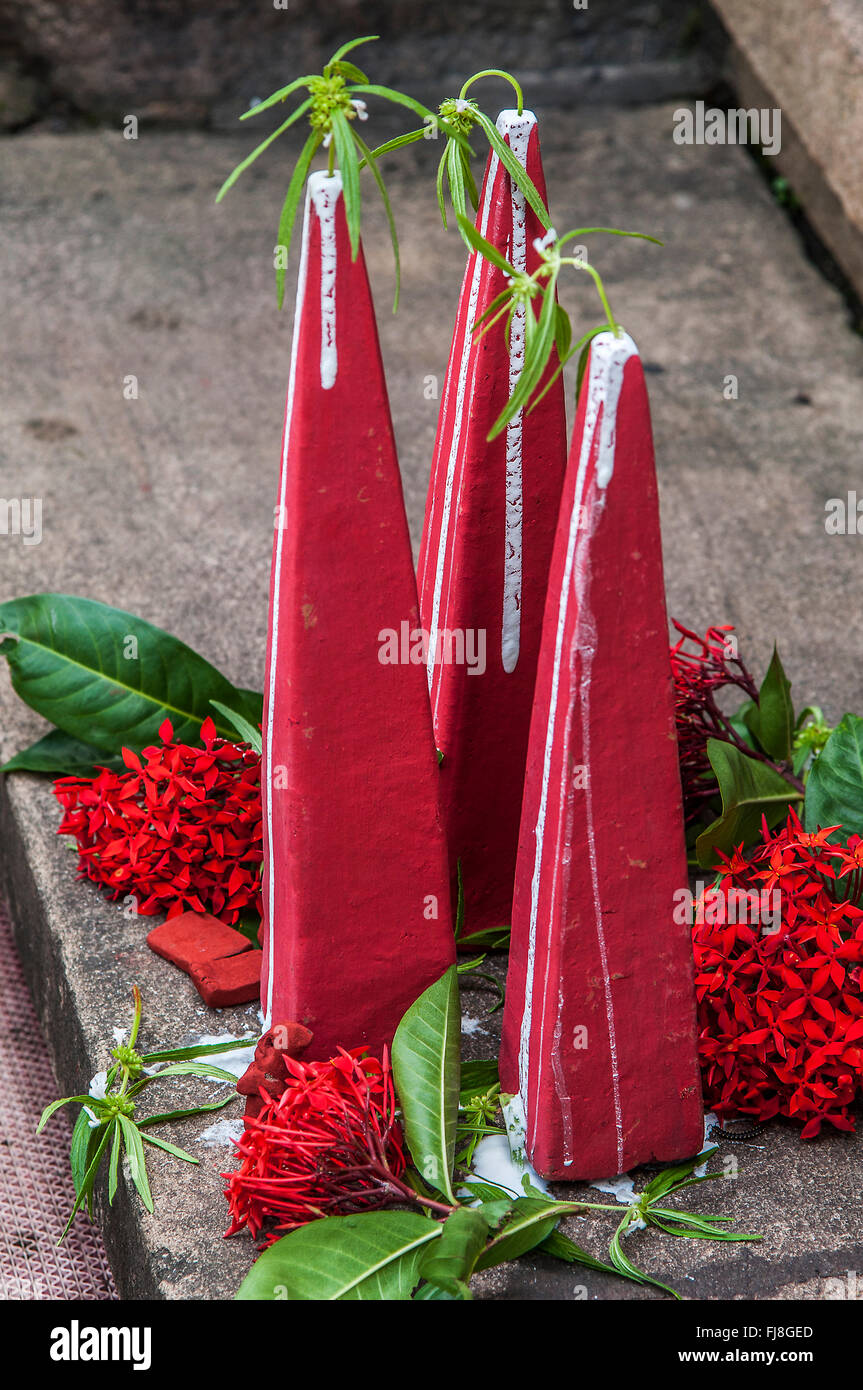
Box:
2, 728, 126, 776
0, 594, 260, 755
417, 1207, 490, 1299
473, 1197, 571, 1271
695, 739, 801, 868
744, 646, 793, 761
804, 713, 863, 840
392, 965, 461, 1203
235, 1212, 440, 1300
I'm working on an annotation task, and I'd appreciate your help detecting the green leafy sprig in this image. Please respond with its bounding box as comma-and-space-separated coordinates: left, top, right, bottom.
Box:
38, 986, 252, 1241
456, 214, 662, 439
217, 36, 469, 310
235, 968, 761, 1301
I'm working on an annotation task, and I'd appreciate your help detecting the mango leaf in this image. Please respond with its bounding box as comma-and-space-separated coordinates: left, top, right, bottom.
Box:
744, 646, 793, 761
804, 713, 863, 840
473, 1197, 573, 1271
0, 594, 260, 756
695, 739, 801, 868
2, 728, 126, 776
392, 965, 461, 1204
235, 1212, 440, 1300
417, 1207, 490, 1298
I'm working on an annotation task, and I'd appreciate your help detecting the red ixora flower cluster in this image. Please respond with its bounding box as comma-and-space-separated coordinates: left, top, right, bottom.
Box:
670, 620, 759, 823
224, 1048, 408, 1244
694, 808, 863, 1137
53, 717, 262, 923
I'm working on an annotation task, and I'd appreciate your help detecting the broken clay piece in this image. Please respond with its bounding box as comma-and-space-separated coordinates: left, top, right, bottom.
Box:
237, 1021, 314, 1124
146, 911, 252, 973
189, 950, 263, 1008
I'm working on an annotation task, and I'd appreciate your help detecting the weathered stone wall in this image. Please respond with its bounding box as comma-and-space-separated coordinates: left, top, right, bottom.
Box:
713, 0, 863, 301
0, 0, 722, 128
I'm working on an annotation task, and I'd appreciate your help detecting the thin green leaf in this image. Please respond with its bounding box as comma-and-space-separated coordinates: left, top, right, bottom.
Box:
107, 1121, 122, 1203
327, 36, 379, 66
329, 60, 369, 84
459, 1060, 500, 1107
118, 1115, 153, 1213
352, 129, 400, 312
38, 1095, 100, 1134
140, 1036, 255, 1065
359, 129, 427, 164
138, 1061, 238, 1085
609, 1213, 679, 1298
538, 1228, 622, 1277
216, 99, 313, 202
209, 700, 262, 753
348, 84, 435, 126
239, 77, 314, 121
140, 1133, 199, 1164
473, 110, 550, 230
436, 148, 449, 228
70, 1108, 101, 1197
276, 131, 321, 308
454, 213, 514, 274
391, 966, 461, 1204
137, 1093, 237, 1128
59, 1123, 113, 1241
474, 1197, 572, 1271
331, 109, 361, 259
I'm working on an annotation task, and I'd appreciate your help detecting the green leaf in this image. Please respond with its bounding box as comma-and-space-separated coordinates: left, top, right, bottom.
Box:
457, 926, 510, 951
538, 1228, 622, 1276
459, 1060, 500, 1108
352, 130, 401, 312
136, 1094, 237, 1128
140, 1036, 255, 1064
275, 130, 322, 309
239, 77, 315, 121
348, 84, 435, 126
2, 728, 126, 776
417, 1207, 490, 1299
331, 109, 361, 260
117, 1114, 153, 1213
37, 1094, 99, 1133
744, 646, 793, 761
135, 1061, 238, 1085
70, 1107, 101, 1196
473, 1197, 570, 1271
107, 1121, 122, 1203
695, 739, 801, 868
59, 1122, 113, 1240
454, 212, 514, 274
209, 700, 262, 753
473, 110, 550, 230
235, 1212, 440, 1300
140, 1132, 199, 1164
609, 1212, 679, 1298
804, 713, 863, 839
391, 966, 461, 1204
0, 594, 260, 755
327, 35, 379, 66
216, 99, 313, 201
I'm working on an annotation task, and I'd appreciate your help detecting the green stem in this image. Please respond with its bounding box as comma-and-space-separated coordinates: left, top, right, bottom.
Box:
328, 136, 335, 177
459, 69, 524, 116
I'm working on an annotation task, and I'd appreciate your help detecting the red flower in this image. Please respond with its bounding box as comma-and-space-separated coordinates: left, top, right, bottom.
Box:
223, 1048, 407, 1244
693, 808, 863, 1138
53, 717, 262, 924
670, 621, 758, 823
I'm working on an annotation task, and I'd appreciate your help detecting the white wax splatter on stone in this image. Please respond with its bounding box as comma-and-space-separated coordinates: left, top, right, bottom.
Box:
185, 1032, 257, 1080
197, 1117, 246, 1149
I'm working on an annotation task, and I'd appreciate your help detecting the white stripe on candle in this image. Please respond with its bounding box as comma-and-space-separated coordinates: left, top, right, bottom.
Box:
309, 171, 342, 390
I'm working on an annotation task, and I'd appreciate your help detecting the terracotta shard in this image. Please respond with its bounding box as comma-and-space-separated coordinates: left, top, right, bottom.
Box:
146, 911, 251, 974
500, 331, 703, 1179
417, 110, 567, 939
190, 950, 263, 1009
261, 170, 455, 1059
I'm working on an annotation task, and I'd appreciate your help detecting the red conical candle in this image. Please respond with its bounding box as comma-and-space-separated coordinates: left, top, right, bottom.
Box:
418, 110, 568, 939
500, 331, 703, 1178
261, 170, 455, 1059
